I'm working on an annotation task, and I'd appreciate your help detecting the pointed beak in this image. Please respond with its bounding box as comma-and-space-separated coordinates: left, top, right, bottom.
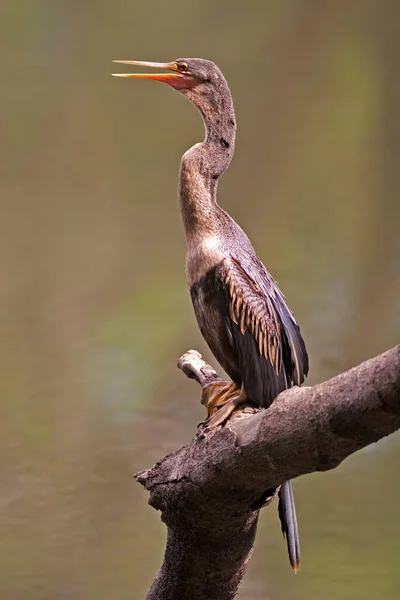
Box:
112, 60, 194, 89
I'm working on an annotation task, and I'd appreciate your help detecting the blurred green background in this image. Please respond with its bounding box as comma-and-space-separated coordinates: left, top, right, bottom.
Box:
0, 1, 399, 598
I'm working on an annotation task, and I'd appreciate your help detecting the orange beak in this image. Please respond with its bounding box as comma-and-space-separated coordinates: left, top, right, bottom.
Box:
112, 60, 195, 89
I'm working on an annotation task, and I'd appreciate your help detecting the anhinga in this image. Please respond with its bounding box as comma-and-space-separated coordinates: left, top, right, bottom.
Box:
113, 58, 309, 573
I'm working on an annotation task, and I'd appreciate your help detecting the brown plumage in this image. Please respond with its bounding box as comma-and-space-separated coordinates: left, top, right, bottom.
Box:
113, 57, 309, 573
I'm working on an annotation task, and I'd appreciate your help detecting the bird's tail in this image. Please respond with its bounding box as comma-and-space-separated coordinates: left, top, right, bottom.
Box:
278, 480, 300, 573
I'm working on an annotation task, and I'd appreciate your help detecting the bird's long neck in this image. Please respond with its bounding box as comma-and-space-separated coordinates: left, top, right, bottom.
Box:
179, 93, 236, 240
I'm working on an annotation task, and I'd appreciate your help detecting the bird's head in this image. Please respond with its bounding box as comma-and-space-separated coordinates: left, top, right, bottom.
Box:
112, 58, 235, 143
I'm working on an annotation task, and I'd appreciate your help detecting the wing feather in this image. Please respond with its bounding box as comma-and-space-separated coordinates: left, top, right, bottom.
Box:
220, 256, 308, 407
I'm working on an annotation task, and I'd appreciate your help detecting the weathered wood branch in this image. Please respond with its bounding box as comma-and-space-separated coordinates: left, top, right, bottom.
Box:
136, 346, 400, 600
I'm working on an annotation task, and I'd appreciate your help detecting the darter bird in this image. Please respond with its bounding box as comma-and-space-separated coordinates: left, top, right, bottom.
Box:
113, 58, 309, 573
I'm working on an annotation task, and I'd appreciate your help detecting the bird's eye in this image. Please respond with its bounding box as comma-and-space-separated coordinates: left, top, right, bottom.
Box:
176, 62, 189, 73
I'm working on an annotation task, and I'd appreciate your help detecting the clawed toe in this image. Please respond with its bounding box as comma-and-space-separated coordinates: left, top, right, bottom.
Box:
198, 381, 248, 430
199, 394, 246, 430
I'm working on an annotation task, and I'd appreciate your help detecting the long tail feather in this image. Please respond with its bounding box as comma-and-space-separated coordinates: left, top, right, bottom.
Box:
278, 480, 300, 572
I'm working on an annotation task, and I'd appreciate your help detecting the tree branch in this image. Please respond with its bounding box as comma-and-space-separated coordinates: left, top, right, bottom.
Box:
136, 345, 400, 600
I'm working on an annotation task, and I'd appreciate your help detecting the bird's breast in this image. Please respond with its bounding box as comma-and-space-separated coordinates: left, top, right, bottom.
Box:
186, 235, 225, 287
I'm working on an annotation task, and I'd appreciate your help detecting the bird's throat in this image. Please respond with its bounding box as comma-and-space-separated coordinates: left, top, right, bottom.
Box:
179, 143, 222, 239
178, 96, 236, 242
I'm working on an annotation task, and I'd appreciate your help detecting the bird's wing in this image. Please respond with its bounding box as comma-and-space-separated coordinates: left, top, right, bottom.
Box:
220, 255, 308, 406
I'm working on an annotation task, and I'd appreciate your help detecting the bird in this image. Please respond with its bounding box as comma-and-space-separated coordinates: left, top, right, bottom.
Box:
112, 58, 309, 573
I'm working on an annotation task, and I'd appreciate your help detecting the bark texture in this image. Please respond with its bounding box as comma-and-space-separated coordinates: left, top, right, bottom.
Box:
135, 346, 400, 600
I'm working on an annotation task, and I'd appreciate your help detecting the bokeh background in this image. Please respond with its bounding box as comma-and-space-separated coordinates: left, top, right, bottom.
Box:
1, 1, 399, 598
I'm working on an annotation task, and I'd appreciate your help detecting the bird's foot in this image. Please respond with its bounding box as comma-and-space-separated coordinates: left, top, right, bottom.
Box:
199, 384, 248, 430
200, 381, 238, 417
